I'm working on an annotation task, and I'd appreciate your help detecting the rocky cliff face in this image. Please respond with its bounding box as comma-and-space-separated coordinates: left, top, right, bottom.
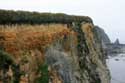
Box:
94, 26, 125, 55
94, 26, 111, 44
45, 23, 110, 83
0, 10, 110, 83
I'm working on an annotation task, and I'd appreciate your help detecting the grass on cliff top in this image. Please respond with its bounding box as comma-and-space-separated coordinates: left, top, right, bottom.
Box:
0, 9, 92, 24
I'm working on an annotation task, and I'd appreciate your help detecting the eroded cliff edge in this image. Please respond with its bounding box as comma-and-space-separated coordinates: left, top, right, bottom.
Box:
0, 10, 110, 83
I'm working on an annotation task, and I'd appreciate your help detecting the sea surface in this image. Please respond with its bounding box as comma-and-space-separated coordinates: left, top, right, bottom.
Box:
106, 54, 125, 83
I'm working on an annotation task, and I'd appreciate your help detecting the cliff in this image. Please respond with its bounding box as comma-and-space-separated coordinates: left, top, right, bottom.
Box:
0, 10, 110, 83
94, 26, 125, 55
94, 26, 111, 44
105, 39, 125, 54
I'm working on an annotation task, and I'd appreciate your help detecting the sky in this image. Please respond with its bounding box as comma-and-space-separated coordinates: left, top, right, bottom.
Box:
0, 0, 125, 43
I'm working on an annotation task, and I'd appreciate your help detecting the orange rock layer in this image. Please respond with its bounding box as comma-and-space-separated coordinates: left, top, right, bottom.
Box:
0, 24, 76, 57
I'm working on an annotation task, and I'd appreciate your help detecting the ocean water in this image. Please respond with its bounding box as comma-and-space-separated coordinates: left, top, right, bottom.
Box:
106, 54, 125, 83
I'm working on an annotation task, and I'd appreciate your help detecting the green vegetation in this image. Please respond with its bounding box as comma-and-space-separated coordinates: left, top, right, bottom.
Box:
0, 9, 92, 24
0, 50, 21, 83
0, 50, 13, 69
36, 63, 49, 83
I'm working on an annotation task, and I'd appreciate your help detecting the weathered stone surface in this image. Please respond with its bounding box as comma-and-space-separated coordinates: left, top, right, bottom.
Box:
45, 23, 110, 83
